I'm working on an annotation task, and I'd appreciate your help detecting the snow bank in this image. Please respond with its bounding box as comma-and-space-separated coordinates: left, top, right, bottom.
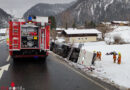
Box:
105, 26, 130, 44
55, 37, 65, 43
82, 44, 130, 88
0, 28, 6, 34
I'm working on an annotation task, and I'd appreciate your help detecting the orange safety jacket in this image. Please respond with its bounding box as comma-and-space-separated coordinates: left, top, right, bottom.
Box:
113, 54, 116, 59
118, 55, 121, 64
97, 52, 99, 57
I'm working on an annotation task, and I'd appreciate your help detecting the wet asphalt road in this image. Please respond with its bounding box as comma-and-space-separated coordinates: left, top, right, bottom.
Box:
0, 40, 117, 90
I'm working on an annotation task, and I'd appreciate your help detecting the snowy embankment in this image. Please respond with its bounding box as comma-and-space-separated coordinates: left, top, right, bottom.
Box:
82, 44, 130, 88
105, 26, 130, 44
0, 28, 7, 41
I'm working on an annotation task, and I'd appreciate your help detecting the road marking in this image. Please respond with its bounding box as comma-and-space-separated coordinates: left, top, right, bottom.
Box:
52, 54, 109, 90
0, 64, 10, 79
6, 55, 11, 62
7, 55, 11, 62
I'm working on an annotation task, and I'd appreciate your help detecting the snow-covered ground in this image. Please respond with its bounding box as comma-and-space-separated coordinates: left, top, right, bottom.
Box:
60, 40, 129, 89
75, 27, 130, 88
81, 44, 130, 89
105, 26, 130, 44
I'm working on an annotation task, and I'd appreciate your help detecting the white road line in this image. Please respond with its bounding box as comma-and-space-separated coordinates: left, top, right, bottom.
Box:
0, 64, 10, 79
52, 54, 109, 90
6, 55, 11, 62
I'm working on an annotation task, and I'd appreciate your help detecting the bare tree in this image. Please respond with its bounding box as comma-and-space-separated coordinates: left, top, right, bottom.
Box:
127, 15, 130, 26
61, 11, 74, 29
97, 24, 113, 40
50, 29, 57, 42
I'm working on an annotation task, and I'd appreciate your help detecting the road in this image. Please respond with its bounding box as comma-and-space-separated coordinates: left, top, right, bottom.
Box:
0, 40, 118, 90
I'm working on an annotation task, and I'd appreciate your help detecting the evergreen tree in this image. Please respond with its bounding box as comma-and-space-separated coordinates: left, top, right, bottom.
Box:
84, 20, 96, 28
84, 21, 88, 28
49, 16, 57, 30
90, 21, 96, 28
65, 23, 68, 30
72, 21, 76, 29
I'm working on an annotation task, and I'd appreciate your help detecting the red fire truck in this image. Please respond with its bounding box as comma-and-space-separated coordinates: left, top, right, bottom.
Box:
9, 16, 50, 60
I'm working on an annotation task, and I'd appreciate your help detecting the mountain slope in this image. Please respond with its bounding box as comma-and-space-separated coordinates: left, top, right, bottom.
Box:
0, 8, 11, 28
23, 2, 75, 18
57, 0, 130, 25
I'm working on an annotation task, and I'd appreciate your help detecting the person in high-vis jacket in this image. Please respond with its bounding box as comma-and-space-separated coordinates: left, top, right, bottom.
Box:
97, 52, 99, 59
99, 52, 102, 60
6, 38, 9, 46
113, 53, 117, 63
118, 52, 121, 64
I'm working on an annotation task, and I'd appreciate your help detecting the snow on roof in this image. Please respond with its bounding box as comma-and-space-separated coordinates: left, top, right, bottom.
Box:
56, 28, 65, 31
0, 28, 7, 34
56, 28, 77, 31
64, 29, 101, 35
112, 21, 129, 24
113, 26, 130, 32
101, 22, 111, 25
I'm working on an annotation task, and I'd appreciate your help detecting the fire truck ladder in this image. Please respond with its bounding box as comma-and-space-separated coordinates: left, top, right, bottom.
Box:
12, 22, 20, 51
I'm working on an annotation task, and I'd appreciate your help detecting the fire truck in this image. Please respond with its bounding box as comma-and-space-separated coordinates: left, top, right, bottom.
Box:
9, 16, 50, 60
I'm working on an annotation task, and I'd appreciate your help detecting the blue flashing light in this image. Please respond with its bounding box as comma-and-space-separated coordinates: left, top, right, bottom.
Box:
28, 16, 32, 21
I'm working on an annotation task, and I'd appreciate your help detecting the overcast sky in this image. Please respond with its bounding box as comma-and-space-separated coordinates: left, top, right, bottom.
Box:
0, 0, 75, 8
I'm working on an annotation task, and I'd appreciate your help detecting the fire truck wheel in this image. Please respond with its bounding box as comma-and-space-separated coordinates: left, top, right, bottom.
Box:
40, 56, 47, 61
12, 57, 17, 62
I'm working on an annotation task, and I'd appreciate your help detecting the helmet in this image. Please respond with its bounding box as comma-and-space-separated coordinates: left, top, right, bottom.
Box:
118, 52, 121, 55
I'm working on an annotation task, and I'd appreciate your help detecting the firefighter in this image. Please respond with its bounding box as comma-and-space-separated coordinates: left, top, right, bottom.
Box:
118, 52, 121, 64
99, 52, 102, 60
113, 52, 117, 63
92, 51, 97, 65
97, 51, 99, 59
